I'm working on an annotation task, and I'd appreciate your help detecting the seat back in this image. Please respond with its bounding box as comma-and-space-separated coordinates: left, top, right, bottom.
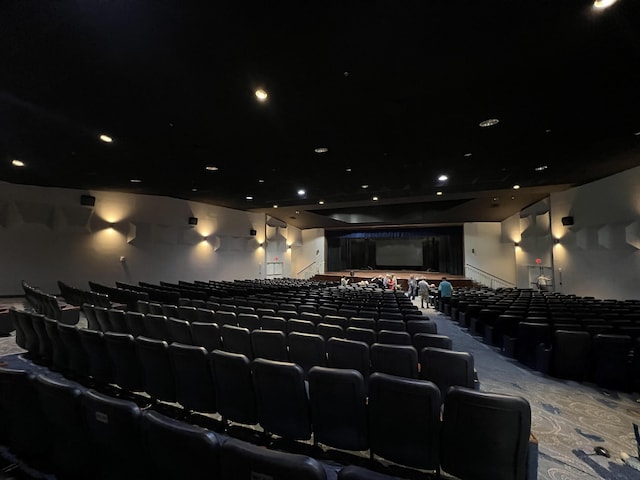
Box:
82, 304, 101, 331
370, 343, 418, 379
58, 323, 90, 378
169, 343, 217, 413
178, 306, 198, 322
308, 366, 368, 451
107, 308, 128, 333
210, 350, 258, 425
593, 333, 633, 390
214, 310, 238, 327
125, 311, 147, 338
376, 319, 405, 332
238, 313, 261, 331
327, 338, 370, 379
80, 389, 146, 477
141, 410, 220, 479
167, 317, 193, 344
251, 329, 288, 361
317, 322, 344, 341
406, 320, 438, 335
551, 330, 592, 381
143, 313, 172, 342
220, 438, 327, 480
221, 324, 253, 358
190, 322, 221, 351
288, 332, 327, 376
78, 328, 114, 385
368, 372, 440, 470
44, 317, 69, 372
419, 347, 475, 401
104, 332, 145, 393
251, 358, 311, 440
135, 336, 176, 402
413, 333, 453, 351
94, 306, 112, 332
261, 315, 287, 332
377, 330, 412, 345
441, 386, 531, 480
31, 313, 52, 361
287, 318, 316, 334
345, 327, 377, 346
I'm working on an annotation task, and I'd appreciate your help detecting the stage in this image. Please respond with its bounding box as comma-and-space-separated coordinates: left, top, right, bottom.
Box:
313, 270, 474, 290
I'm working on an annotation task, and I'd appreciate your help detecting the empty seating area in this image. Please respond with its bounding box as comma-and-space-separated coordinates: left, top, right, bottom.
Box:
444, 286, 640, 393
0, 278, 540, 479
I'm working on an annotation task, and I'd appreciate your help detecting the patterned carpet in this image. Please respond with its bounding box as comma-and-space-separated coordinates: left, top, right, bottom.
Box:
2, 297, 640, 479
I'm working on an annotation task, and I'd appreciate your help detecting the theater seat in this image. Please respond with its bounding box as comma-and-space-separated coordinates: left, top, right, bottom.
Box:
220, 438, 327, 480
135, 336, 176, 403
170, 343, 217, 414
419, 347, 475, 402
210, 350, 259, 427
141, 409, 220, 479
338, 465, 402, 480
308, 366, 368, 451
252, 358, 311, 441
45, 317, 69, 372
370, 343, 418, 379
368, 372, 441, 471
190, 322, 221, 351
288, 332, 327, 377
251, 329, 289, 361
327, 338, 370, 380
104, 332, 145, 394
441, 386, 532, 480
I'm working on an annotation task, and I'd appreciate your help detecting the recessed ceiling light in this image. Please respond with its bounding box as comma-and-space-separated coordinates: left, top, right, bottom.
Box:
314, 147, 329, 154
634, 131, 640, 136
99, 134, 113, 143
258, 179, 264, 183
255, 89, 268, 101
534, 165, 548, 172
463, 153, 473, 157
345, 168, 352, 172
318, 200, 324, 205
361, 184, 369, 189
273, 204, 278, 208
130, 179, 142, 183
479, 118, 500, 128
438, 174, 448, 182
372, 196, 379, 201
246, 196, 253, 200
295, 210, 300, 214
205, 166, 219, 171
11, 159, 25, 167
297, 189, 306, 196
436, 191, 443, 196
545, 129, 552, 133
593, 0, 618, 9
191, 188, 198, 192
513, 184, 521, 190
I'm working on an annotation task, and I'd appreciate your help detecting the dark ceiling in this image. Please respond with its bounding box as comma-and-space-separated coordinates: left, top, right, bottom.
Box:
2, 0, 640, 229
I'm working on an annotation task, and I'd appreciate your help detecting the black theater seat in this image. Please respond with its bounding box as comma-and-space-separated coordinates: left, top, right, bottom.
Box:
141, 410, 221, 479
125, 311, 147, 337
221, 438, 327, 480
370, 343, 418, 379
143, 313, 172, 342
135, 336, 176, 403
368, 372, 441, 471
327, 338, 371, 380
104, 332, 145, 395
169, 343, 217, 415
45, 317, 69, 372
167, 317, 193, 344
419, 347, 475, 402
210, 349, 259, 428
251, 329, 289, 361
308, 366, 369, 452
412, 333, 453, 351
58, 323, 91, 379
441, 386, 532, 480
252, 358, 311, 441
593, 334, 633, 391
78, 328, 115, 387
190, 321, 221, 351
346, 327, 377, 346
288, 332, 327, 377
221, 324, 253, 358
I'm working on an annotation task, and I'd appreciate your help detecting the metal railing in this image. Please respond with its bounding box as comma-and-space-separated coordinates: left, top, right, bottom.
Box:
297, 261, 324, 279
465, 264, 516, 290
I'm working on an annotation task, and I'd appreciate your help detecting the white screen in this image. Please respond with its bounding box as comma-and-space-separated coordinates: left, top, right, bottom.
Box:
376, 239, 423, 266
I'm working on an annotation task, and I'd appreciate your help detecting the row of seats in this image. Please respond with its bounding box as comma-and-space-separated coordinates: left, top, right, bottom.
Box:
12, 309, 473, 394
22, 280, 79, 325
440, 288, 640, 392
0, 365, 533, 480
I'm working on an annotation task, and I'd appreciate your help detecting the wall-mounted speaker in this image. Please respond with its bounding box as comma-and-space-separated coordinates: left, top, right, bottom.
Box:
561, 216, 574, 226
188, 216, 198, 226
249, 229, 257, 236
80, 195, 95, 206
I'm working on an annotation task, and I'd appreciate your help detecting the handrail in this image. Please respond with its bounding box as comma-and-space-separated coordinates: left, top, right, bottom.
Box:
297, 261, 317, 279
465, 264, 516, 290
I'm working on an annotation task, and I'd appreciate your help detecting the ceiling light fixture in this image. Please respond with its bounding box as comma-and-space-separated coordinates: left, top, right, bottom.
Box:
246, 196, 253, 200
191, 188, 198, 192
258, 179, 264, 183
463, 153, 473, 157
297, 189, 306, 196
130, 179, 142, 183
479, 118, 500, 128
593, 0, 618, 9
372, 196, 379, 201
11, 159, 25, 167
361, 184, 369, 189
255, 89, 268, 101
436, 191, 443, 196
513, 184, 521, 190
205, 166, 219, 171
438, 174, 448, 182
318, 200, 324, 205
99, 134, 113, 143
314, 147, 329, 153
345, 168, 352, 172
273, 204, 278, 208
534, 165, 548, 171
634, 131, 640, 136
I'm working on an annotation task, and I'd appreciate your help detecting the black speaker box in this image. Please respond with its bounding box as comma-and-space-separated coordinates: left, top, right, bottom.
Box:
80, 195, 95, 206
561, 216, 574, 226
249, 229, 257, 236
188, 216, 198, 226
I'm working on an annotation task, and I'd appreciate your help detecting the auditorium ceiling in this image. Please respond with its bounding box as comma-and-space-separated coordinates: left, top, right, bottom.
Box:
2, 0, 640, 229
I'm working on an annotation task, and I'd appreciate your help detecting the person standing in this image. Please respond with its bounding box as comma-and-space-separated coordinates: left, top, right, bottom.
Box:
408, 275, 417, 299
418, 278, 429, 308
438, 277, 453, 299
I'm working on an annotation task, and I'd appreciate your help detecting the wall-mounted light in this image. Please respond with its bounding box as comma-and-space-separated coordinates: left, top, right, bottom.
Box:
553, 238, 560, 245
259, 242, 264, 247
514, 241, 520, 247
287, 244, 292, 249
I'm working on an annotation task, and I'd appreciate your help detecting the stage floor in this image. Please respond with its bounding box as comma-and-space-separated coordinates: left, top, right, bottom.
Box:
315, 270, 474, 288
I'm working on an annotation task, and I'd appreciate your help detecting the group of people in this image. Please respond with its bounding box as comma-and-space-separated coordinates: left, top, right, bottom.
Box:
408, 275, 453, 309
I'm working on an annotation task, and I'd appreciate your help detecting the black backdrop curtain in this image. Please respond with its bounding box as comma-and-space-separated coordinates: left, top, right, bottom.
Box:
326, 226, 463, 275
